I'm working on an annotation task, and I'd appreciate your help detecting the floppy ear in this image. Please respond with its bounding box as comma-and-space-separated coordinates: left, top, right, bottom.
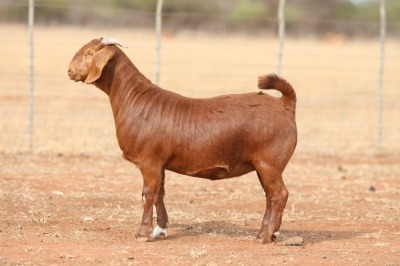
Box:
84, 46, 116, 84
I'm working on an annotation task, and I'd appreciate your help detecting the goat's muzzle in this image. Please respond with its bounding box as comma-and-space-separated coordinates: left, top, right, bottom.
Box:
68, 66, 81, 82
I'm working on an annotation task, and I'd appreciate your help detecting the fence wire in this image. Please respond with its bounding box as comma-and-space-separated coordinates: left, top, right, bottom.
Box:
0, 1, 399, 156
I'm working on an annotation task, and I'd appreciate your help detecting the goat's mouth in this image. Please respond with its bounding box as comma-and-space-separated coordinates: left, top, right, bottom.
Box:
68, 72, 84, 82
68, 74, 80, 82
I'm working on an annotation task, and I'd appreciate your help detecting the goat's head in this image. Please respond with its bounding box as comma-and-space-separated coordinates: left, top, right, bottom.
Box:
68, 38, 126, 84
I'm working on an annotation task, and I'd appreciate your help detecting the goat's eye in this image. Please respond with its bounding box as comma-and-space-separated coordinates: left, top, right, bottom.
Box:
86, 52, 93, 57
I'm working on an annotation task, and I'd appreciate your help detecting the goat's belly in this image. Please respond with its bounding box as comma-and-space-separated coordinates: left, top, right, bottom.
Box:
169, 162, 255, 180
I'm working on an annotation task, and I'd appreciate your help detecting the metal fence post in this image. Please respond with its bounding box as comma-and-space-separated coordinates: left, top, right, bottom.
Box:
28, 0, 35, 153
276, 0, 285, 76
378, 0, 386, 148
155, 0, 163, 85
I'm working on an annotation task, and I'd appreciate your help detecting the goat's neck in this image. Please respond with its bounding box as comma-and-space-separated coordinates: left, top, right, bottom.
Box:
109, 61, 157, 104
103, 54, 160, 120
101, 56, 162, 155
94, 53, 150, 97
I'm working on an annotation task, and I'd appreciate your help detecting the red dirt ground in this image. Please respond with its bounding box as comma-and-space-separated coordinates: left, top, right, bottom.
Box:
1, 152, 399, 265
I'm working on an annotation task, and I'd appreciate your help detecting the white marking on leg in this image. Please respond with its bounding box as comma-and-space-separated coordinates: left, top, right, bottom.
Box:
152, 225, 167, 239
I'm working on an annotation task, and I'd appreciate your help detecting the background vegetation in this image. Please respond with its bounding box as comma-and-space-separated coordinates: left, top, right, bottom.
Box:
1, 0, 400, 36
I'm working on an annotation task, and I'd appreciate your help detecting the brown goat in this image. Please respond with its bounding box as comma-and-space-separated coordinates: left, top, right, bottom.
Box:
68, 38, 297, 244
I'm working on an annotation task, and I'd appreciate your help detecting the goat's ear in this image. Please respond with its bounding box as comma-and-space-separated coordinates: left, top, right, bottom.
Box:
84, 46, 115, 84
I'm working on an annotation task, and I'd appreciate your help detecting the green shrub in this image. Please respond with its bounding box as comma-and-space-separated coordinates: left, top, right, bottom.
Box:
229, 0, 268, 23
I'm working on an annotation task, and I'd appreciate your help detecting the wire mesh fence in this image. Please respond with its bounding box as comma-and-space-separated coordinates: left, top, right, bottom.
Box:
0, 1, 399, 156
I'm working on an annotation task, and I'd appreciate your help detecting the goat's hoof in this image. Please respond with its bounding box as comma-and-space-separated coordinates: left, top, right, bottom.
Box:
261, 234, 277, 244
256, 231, 266, 240
152, 225, 167, 240
135, 235, 151, 243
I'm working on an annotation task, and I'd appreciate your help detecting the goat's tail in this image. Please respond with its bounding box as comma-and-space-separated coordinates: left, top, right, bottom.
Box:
258, 74, 296, 107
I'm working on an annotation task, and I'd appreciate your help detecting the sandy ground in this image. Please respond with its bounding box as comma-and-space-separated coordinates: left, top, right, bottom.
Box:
1, 153, 399, 265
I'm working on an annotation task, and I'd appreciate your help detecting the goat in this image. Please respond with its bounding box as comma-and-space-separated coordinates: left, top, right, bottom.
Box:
68, 38, 297, 244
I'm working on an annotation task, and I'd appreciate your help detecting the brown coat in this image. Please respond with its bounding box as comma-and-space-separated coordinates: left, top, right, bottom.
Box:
68, 38, 297, 244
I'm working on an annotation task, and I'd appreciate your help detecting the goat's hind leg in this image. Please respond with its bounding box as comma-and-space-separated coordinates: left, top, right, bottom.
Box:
256, 172, 272, 240
255, 162, 289, 244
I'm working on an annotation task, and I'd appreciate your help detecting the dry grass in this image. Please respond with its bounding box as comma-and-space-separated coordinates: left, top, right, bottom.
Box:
0, 24, 399, 155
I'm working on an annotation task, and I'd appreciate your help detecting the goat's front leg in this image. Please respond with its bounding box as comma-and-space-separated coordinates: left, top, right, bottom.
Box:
136, 167, 162, 242
153, 171, 168, 239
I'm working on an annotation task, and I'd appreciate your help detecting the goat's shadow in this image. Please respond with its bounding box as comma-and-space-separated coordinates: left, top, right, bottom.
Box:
166, 221, 366, 245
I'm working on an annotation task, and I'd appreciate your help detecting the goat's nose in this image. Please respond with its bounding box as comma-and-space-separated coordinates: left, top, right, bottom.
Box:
68, 67, 76, 79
